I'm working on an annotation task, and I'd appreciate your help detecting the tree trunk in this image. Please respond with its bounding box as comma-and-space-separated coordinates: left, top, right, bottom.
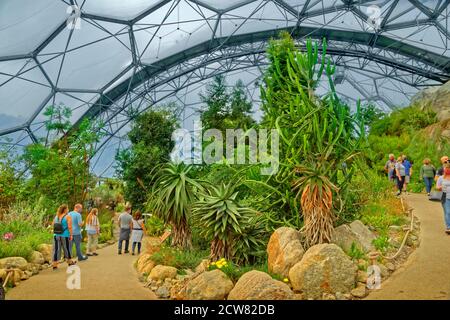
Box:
209, 237, 231, 261
170, 218, 192, 249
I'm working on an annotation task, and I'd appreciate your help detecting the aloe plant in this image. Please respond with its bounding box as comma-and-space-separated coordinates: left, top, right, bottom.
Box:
192, 182, 255, 261
260, 32, 365, 247
149, 163, 202, 249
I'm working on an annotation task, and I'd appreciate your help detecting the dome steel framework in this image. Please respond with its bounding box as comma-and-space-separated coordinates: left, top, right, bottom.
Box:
0, 0, 449, 175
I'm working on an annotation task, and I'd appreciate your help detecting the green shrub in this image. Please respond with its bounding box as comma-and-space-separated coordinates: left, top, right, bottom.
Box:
0, 221, 52, 259
372, 235, 390, 252
150, 246, 209, 270
347, 242, 365, 260
207, 259, 283, 282
145, 215, 166, 236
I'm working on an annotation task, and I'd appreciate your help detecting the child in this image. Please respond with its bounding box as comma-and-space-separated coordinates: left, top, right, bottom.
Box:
130, 210, 146, 255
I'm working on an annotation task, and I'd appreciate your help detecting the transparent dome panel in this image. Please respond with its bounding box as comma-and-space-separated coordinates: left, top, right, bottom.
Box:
216, 1, 297, 38
134, 0, 217, 64
0, 0, 68, 56
80, 0, 163, 20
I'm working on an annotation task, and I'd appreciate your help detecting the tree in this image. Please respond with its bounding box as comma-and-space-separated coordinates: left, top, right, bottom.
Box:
149, 163, 201, 249
260, 33, 364, 247
200, 76, 255, 132
23, 104, 103, 212
115, 108, 178, 208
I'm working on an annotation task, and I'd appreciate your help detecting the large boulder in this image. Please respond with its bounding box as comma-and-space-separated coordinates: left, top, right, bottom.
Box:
0, 257, 28, 271
185, 269, 234, 300
289, 244, 357, 300
412, 81, 450, 122
28, 251, 45, 265
149, 265, 178, 281
228, 270, 294, 300
331, 220, 375, 253
267, 227, 304, 277
37, 244, 53, 263
136, 253, 154, 274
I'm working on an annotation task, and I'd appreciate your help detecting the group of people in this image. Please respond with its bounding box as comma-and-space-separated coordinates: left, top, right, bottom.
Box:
384, 154, 413, 196
51, 204, 146, 269
385, 154, 450, 234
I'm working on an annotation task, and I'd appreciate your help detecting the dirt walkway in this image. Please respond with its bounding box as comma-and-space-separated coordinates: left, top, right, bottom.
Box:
367, 193, 450, 300
6, 241, 156, 300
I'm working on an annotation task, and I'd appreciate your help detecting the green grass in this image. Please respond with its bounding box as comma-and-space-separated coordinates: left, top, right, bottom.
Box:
0, 221, 52, 260
347, 242, 365, 260
150, 246, 209, 270
372, 235, 390, 252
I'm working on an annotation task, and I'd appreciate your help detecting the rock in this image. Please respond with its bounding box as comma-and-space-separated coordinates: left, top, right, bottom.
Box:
349, 220, 376, 251
28, 251, 45, 265
336, 292, 351, 300
322, 293, 336, 300
0, 269, 6, 281
0, 257, 29, 271
289, 244, 357, 300
195, 259, 209, 273
267, 227, 304, 277
136, 254, 154, 274
140, 261, 156, 275
228, 270, 294, 300
185, 269, 234, 300
377, 264, 389, 278
293, 293, 304, 300
155, 285, 171, 299
149, 265, 178, 281
43, 263, 50, 269
331, 220, 375, 253
170, 279, 189, 300
150, 286, 158, 291
351, 283, 368, 298
385, 262, 396, 272
412, 80, 450, 122
357, 270, 368, 283
37, 244, 53, 263
388, 225, 401, 232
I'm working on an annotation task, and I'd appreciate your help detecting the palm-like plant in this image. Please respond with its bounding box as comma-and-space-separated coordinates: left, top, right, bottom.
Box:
150, 162, 202, 249
193, 182, 255, 261
261, 33, 365, 248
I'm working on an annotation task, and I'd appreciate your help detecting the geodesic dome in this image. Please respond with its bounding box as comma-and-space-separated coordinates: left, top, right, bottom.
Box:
0, 0, 449, 175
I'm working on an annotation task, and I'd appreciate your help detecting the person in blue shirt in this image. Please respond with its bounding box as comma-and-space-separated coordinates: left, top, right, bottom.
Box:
402, 155, 413, 194
68, 203, 88, 261
52, 204, 76, 270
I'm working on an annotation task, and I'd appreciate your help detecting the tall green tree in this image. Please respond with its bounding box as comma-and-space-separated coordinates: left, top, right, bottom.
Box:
115, 108, 178, 208
23, 104, 103, 212
260, 33, 365, 247
200, 76, 255, 132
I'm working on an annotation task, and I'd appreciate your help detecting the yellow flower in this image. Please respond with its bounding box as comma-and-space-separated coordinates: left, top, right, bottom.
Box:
211, 261, 216, 266
283, 278, 289, 283
217, 264, 223, 269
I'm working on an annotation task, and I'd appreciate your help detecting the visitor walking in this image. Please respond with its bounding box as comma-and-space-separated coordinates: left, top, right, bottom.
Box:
436, 163, 450, 234
131, 210, 146, 255
395, 156, 406, 196
385, 154, 397, 183
86, 208, 100, 257
420, 158, 436, 196
52, 204, 76, 270
118, 205, 133, 255
68, 203, 88, 261
402, 155, 413, 193
436, 156, 449, 205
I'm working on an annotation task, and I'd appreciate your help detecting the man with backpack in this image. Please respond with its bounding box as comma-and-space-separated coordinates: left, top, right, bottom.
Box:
68, 204, 88, 262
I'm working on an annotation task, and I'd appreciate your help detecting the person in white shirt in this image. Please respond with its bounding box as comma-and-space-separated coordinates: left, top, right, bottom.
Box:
86, 208, 100, 256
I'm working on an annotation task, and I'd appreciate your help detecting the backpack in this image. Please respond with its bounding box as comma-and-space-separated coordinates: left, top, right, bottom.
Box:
53, 214, 67, 235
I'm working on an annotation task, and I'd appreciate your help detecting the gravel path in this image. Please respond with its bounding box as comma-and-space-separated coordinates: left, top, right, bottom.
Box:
367, 193, 450, 300
6, 241, 156, 300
